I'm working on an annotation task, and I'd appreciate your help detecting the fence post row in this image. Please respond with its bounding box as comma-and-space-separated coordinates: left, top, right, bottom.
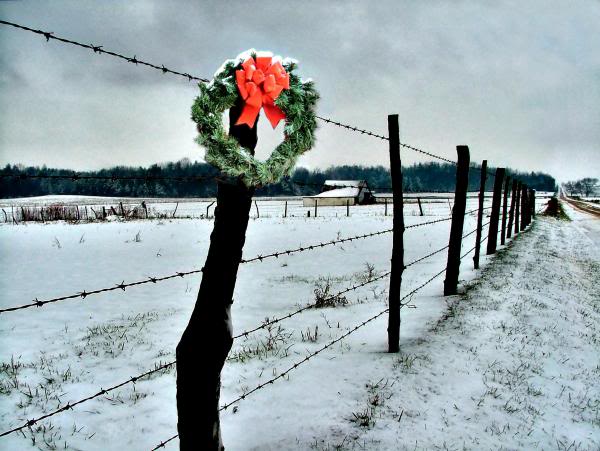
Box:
501, 175, 510, 245
473, 160, 487, 270
514, 181, 521, 235
443, 145, 470, 296
176, 103, 257, 450
520, 183, 528, 231
486, 167, 505, 255
387, 114, 404, 353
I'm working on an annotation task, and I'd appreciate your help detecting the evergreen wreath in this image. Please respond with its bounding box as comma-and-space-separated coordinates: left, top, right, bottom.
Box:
191, 51, 319, 187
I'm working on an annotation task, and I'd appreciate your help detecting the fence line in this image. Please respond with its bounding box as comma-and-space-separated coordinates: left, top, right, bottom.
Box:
152, 240, 487, 449
0, 18, 542, 449
1, 209, 486, 314
0, 229, 489, 441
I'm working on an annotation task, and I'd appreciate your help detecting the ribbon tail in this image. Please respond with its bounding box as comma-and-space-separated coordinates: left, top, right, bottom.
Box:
235, 104, 261, 128
263, 103, 286, 129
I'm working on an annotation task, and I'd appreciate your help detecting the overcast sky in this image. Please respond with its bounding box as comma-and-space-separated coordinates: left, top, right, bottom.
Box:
1, 1, 599, 182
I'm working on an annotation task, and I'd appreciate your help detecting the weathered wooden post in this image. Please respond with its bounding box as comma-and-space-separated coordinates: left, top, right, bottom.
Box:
206, 201, 215, 219
346, 199, 350, 217
501, 176, 510, 245
384, 197, 388, 216
417, 197, 424, 216
514, 181, 521, 234
387, 114, 404, 353
473, 160, 487, 270
443, 145, 470, 295
284, 200, 287, 218
531, 189, 536, 219
254, 200, 260, 218
314, 198, 318, 218
486, 168, 505, 255
506, 179, 516, 239
176, 101, 257, 450
520, 183, 527, 231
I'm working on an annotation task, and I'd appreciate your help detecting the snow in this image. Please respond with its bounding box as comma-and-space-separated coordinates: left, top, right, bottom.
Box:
312, 188, 360, 198
1, 196, 598, 450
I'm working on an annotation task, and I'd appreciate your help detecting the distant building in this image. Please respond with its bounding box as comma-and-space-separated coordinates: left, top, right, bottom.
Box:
302, 180, 374, 207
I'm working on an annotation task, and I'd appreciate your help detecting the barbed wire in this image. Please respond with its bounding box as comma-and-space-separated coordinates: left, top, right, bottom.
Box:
0, 268, 204, 314
1, 215, 462, 314
0, 20, 209, 83
316, 116, 457, 165
0, 359, 176, 438
232, 270, 391, 340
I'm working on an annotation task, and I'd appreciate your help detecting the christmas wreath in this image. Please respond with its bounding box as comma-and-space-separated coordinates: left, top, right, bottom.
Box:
191, 50, 319, 187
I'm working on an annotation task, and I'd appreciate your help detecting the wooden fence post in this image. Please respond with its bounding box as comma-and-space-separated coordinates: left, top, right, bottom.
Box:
514, 181, 521, 234
387, 114, 404, 353
531, 189, 536, 219
501, 176, 510, 245
507, 179, 516, 238
206, 201, 215, 218
284, 200, 287, 218
520, 184, 527, 231
417, 197, 424, 216
346, 199, 350, 217
254, 200, 260, 218
486, 168, 505, 255
473, 160, 487, 270
384, 198, 388, 216
314, 199, 318, 218
443, 145, 470, 296
176, 100, 257, 450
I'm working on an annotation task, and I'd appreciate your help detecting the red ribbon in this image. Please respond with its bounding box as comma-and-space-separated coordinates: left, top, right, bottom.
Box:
235, 56, 290, 128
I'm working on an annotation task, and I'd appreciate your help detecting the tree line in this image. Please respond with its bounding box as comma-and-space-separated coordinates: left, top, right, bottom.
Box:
562, 178, 598, 197
0, 159, 557, 199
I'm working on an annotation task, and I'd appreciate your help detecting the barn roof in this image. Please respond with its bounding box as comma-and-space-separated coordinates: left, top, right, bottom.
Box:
313, 187, 360, 198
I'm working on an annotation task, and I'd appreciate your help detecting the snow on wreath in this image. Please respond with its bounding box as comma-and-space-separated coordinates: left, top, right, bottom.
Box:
191, 49, 319, 187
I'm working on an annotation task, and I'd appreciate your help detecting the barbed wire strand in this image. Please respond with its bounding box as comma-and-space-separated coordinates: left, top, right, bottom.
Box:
232, 270, 391, 340
0, 20, 209, 83
0, 360, 176, 438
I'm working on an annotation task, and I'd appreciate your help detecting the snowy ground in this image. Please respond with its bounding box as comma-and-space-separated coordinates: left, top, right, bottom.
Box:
1, 196, 598, 450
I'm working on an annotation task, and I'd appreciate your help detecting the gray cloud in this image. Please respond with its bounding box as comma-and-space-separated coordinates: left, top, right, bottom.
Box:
0, 0, 599, 181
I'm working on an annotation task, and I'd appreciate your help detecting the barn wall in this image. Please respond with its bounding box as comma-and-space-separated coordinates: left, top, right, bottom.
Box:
302, 197, 357, 207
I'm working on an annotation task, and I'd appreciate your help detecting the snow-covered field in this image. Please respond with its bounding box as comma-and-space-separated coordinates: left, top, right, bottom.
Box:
2, 195, 598, 450
0, 193, 555, 222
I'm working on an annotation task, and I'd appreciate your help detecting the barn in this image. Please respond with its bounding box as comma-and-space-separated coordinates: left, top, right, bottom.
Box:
302, 180, 374, 207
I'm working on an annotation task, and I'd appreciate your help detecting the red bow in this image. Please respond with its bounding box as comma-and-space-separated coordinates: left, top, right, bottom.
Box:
235, 56, 290, 128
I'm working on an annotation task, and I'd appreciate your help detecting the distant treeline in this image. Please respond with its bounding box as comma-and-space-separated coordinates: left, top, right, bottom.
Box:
0, 160, 557, 199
